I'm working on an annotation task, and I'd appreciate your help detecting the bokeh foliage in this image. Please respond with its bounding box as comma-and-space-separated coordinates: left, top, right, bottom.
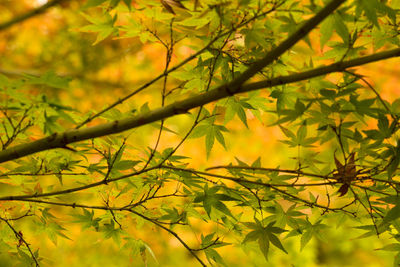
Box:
1, 0, 400, 266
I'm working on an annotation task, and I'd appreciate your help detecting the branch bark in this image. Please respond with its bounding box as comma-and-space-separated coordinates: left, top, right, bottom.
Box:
0, 0, 66, 32
0, 0, 350, 163
1, 47, 399, 164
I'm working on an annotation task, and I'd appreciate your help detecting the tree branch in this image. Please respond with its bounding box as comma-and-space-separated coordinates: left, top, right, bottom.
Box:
0, 166, 159, 201
0, 0, 365, 164
160, 165, 339, 187
75, 5, 281, 128
0, 198, 207, 266
240, 48, 400, 93
0, 0, 66, 32
2, 46, 399, 163
0, 216, 40, 266
224, 0, 345, 91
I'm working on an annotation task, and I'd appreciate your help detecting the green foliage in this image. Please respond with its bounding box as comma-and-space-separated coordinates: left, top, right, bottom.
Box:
242, 220, 288, 260
1, 0, 400, 266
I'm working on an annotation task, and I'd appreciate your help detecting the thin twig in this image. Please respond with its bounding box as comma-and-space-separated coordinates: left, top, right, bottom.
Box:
74, 4, 283, 128
0, 216, 40, 266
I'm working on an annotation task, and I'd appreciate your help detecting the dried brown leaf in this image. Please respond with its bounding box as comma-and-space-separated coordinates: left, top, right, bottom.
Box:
338, 184, 349, 197
161, 0, 176, 14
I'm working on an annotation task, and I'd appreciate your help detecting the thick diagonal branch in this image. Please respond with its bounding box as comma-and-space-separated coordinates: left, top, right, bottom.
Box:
0, 0, 349, 163
0, 0, 66, 32
1, 47, 399, 164
225, 0, 345, 91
